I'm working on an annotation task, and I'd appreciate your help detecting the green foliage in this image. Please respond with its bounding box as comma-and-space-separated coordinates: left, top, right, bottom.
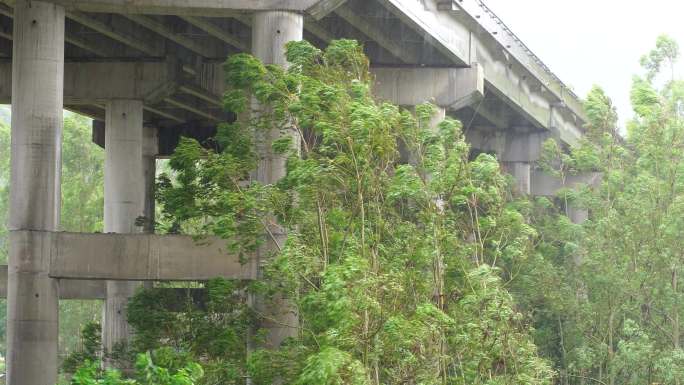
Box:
62, 322, 102, 374
70, 351, 203, 385
640, 34, 679, 81
151, 39, 552, 385
518, 35, 684, 385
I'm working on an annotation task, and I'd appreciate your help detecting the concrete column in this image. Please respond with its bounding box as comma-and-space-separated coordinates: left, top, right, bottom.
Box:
252, 10, 303, 349
425, 106, 446, 133
568, 206, 588, 225
142, 126, 158, 233
410, 106, 445, 174
103, 100, 145, 366
6, 2, 64, 384
503, 162, 531, 195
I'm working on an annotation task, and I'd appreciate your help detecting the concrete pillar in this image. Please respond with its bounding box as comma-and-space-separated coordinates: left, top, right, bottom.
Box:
425, 106, 446, 134
103, 100, 145, 366
410, 105, 445, 175
568, 206, 588, 225
503, 162, 531, 195
6, 2, 64, 384
252, 10, 303, 349
142, 126, 158, 233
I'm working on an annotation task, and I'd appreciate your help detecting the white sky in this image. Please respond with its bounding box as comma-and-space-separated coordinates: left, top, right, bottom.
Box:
483, 0, 684, 127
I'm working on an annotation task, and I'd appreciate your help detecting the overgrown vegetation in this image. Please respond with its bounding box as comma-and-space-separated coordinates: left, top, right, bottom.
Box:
115, 39, 554, 384
519, 34, 684, 385
4, 33, 684, 385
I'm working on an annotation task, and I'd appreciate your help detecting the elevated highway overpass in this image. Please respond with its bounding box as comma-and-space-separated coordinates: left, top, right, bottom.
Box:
0, 1, 588, 383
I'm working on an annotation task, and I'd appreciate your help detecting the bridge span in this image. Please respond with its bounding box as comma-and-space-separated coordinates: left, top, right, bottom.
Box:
0, 0, 588, 383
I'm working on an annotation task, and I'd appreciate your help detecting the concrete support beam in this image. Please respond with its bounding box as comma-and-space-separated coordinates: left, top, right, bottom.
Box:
0, 3, 109, 56
252, 10, 302, 351
0, 266, 106, 299
334, 4, 419, 64
568, 207, 588, 225
307, 0, 346, 20
502, 162, 531, 195
7, 2, 64, 384
164, 97, 220, 121
43, 0, 321, 15
376, 0, 470, 66
6, 230, 254, 281
372, 65, 484, 110
179, 16, 249, 52
0, 61, 178, 104
178, 84, 222, 107
66, 11, 161, 56
530, 170, 601, 197
472, 34, 583, 146
144, 105, 185, 123
303, 16, 334, 43
375, 0, 585, 146
466, 130, 550, 163
125, 14, 215, 58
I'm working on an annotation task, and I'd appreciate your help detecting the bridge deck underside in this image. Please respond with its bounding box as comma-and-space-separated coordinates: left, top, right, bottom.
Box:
0, 0, 582, 150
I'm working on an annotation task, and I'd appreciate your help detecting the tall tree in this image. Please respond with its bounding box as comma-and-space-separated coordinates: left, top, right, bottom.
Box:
149, 39, 553, 385
520, 35, 684, 385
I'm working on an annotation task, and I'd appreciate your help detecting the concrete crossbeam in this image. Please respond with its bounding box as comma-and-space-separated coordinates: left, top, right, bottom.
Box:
8, 230, 254, 281
530, 170, 602, 197
0, 268, 209, 309
466, 130, 551, 163
42, 0, 322, 15
372, 65, 484, 110
0, 266, 106, 299
0, 61, 177, 104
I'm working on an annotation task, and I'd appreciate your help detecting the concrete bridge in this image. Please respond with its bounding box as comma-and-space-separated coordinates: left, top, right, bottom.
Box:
0, 0, 590, 383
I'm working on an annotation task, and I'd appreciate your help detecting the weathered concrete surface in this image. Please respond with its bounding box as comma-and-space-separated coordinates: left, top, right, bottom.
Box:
373, 65, 484, 110
0, 61, 177, 104
467, 130, 551, 163
568, 207, 589, 225
7, 2, 64, 384
42, 0, 323, 15
252, 10, 302, 350
103, 100, 146, 362
530, 170, 602, 197
376, 0, 585, 146
142, 126, 158, 233
0, 266, 106, 299
7, 231, 254, 281
502, 162, 531, 195
377, 0, 471, 66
